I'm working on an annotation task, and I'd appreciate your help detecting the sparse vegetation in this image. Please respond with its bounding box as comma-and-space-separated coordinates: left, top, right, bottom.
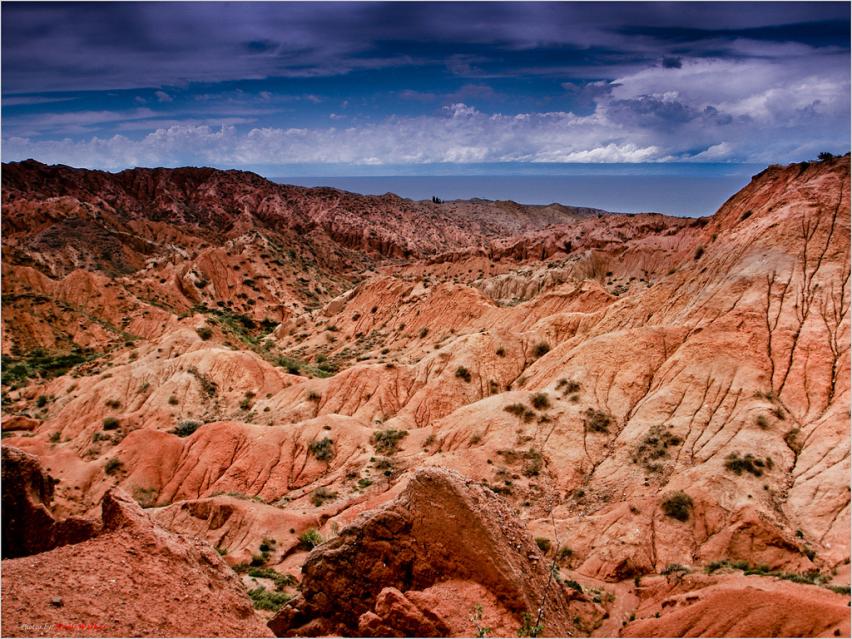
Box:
662, 563, 689, 576
2, 347, 97, 388
298, 528, 323, 549
308, 436, 334, 461
102, 416, 120, 430
557, 546, 574, 561
172, 420, 201, 437
104, 457, 124, 475
725, 452, 772, 477
195, 325, 213, 340
248, 586, 291, 612
694, 245, 705, 260
132, 486, 158, 508
310, 486, 337, 506
532, 342, 551, 358
632, 424, 682, 473
556, 379, 580, 394
247, 567, 296, 589
583, 408, 612, 433
530, 393, 550, 410
455, 366, 472, 382
661, 491, 693, 522
535, 537, 552, 553
372, 428, 408, 454
504, 403, 535, 423
519, 611, 544, 638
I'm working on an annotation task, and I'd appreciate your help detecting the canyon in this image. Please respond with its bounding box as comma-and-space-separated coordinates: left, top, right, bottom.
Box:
1, 156, 850, 637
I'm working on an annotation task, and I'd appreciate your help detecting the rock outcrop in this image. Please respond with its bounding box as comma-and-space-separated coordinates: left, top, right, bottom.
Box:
1, 448, 273, 637
270, 467, 575, 637
1, 446, 98, 558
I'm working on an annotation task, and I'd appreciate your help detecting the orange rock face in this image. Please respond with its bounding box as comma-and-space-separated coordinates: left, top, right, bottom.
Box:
1, 156, 849, 637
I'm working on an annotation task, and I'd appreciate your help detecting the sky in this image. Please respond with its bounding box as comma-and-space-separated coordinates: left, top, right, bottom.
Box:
1, 1, 850, 175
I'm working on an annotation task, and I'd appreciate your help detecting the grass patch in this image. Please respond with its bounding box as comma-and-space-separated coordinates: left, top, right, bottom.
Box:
248, 587, 291, 612
1, 347, 98, 387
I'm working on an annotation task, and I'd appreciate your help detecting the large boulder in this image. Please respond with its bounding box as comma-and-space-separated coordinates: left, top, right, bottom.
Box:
269, 467, 577, 637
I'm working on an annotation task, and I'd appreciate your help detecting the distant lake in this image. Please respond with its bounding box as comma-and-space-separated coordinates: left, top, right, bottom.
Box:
273, 164, 764, 217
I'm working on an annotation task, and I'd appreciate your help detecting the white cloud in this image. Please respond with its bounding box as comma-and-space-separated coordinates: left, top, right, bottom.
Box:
155, 90, 173, 103
4, 55, 848, 168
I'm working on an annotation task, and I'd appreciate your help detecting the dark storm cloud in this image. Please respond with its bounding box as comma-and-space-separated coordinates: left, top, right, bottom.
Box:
1, 2, 849, 168
3, 2, 848, 92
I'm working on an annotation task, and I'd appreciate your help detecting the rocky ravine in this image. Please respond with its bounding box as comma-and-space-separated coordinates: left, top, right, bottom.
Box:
1, 156, 849, 637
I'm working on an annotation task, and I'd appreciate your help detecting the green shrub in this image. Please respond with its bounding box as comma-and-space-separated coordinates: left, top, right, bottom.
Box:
583, 408, 612, 433
519, 611, 543, 638
455, 366, 472, 382
104, 458, 124, 475
49, 432, 61, 443
310, 487, 337, 507
632, 424, 682, 472
532, 342, 550, 358
564, 579, 583, 593
662, 563, 689, 575
694, 246, 705, 260
133, 486, 158, 508
724, 452, 769, 477
36, 395, 48, 408
168, 395, 179, 406
557, 546, 574, 561
535, 537, 552, 553
195, 326, 213, 340
277, 357, 302, 375
661, 491, 693, 522
372, 428, 408, 455
530, 393, 550, 410
755, 414, 769, 429
102, 416, 120, 430
172, 420, 201, 437
504, 403, 535, 423
309, 437, 334, 461
247, 567, 296, 589
556, 379, 581, 393
298, 528, 323, 549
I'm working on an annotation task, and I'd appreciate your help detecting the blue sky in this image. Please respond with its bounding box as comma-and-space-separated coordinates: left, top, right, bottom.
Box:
2, 2, 849, 174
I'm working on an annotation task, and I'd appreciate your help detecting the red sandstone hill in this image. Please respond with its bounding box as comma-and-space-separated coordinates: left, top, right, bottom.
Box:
1, 155, 849, 638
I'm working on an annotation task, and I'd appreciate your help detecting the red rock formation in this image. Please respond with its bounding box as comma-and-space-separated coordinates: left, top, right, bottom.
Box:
1, 155, 849, 637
